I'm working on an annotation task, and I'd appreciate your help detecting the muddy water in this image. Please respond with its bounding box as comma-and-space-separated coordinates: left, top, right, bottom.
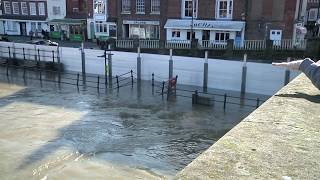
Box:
0, 68, 257, 179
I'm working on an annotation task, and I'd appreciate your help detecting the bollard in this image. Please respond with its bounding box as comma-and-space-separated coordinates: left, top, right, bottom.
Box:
137, 47, 142, 81
223, 93, 227, 110
23, 68, 26, 78
241, 53, 247, 94
104, 50, 108, 86
152, 73, 154, 87
81, 50, 85, 74
57, 46, 61, 64
77, 73, 79, 86
284, 57, 291, 86
256, 98, 260, 109
97, 76, 100, 89
203, 51, 208, 90
6, 65, 9, 76
39, 71, 42, 81
169, 49, 173, 79
131, 70, 134, 86
12, 43, 16, 59
23, 48, 26, 60
192, 90, 199, 104
52, 51, 55, 63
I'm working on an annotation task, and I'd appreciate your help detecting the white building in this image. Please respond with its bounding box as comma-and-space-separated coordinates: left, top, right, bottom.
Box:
164, 0, 245, 46
87, 0, 117, 40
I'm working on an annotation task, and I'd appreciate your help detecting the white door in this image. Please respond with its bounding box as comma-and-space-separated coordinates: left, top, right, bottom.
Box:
270, 30, 282, 46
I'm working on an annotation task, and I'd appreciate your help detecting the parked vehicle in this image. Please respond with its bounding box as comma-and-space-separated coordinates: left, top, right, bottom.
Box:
0, 36, 10, 42
27, 39, 59, 46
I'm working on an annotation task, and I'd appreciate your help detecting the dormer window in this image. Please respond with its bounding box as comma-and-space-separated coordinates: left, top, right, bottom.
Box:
182, 0, 197, 18
216, 0, 233, 19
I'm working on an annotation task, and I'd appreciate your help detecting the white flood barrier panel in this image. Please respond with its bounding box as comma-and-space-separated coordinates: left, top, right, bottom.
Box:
0, 42, 300, 95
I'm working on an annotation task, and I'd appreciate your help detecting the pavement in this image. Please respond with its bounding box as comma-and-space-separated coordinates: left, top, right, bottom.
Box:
4, 35, 101, 49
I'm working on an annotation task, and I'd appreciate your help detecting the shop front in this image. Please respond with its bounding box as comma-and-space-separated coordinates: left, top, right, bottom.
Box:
164, 19, 245, 46
49, 19, 86, 41
2, 19, 48, 37
122, 20, 160, 39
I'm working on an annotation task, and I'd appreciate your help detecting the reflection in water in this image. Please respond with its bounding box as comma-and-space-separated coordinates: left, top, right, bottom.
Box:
0, 68, 258, 179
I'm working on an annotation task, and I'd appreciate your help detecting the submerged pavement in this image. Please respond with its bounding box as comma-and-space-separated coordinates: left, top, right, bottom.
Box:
0, 67, 264, 179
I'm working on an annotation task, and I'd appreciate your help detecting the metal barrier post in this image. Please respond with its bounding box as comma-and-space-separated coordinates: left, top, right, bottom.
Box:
161, 81, 165, 96
39, 71, 42, 81
77, 73, 79, 87
12, 43, 16, 59
116, 75, 119, 89
223, 93, 227, 110
23, 48, 26, 60
37, 49, 40, 61
241, 53, 247, 94
108, 51, 113, 86
131, 70, 134, 86
97, 76, 100, 89
284, 57, 291, 86
256, 98, 260, 109
137, 47, 141, 81
52, 51, 55, 63
169, 49, 173, 79
8, 47, 11, 60
152, 73, 154, 87
81, 43, 86, 74
203, 51, 208, 90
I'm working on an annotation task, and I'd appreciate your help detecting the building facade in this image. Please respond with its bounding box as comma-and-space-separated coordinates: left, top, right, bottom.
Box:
116, 0, 165, 40
164, 0, 246, 46
87, 0, 117, 40
0, 0, 48, 36
245, 0, 300, 41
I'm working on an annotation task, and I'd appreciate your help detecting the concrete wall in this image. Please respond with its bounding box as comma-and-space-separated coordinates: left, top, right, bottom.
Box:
176, 73, 320, 179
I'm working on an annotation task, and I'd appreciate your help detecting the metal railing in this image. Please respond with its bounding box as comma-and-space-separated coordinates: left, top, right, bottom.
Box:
272, 39, 307, 50
198, 40, 227, 49
140, 40, 160, 49
116, 40, 134, 49
234, 40, 266, 50
165, 40, 191, 49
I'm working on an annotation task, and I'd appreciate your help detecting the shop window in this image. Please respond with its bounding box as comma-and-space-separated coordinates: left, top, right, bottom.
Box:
109, 25, 117, 37
21, 2, 28, 15
94, 0, 106, 14
151, 0, 160, 14
96, 22, 108, 33
136, 0, 145, 14
187, 31, 195, 40
29, 2, 37, 15
182, 0, 197, 18
4, 1, 11, 14
12, 2, 19, 15
216, 0, 232, 19
31, 22, 37, 32
215, 32, 230, 43
172, 31, 181, 38
37, 22, 42, 31
38, 2, 45, 16
122, 0, 131, 13
7, 21, 17, 32
70, 25, 82, 35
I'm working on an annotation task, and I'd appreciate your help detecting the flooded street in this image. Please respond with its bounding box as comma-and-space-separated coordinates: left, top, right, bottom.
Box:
0, 67, 260, 179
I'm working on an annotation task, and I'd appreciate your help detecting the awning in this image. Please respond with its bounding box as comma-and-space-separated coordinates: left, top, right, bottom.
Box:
164, 19, 245, 31
49, 19, 86, 25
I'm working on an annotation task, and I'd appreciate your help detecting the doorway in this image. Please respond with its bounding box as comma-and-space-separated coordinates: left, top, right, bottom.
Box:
19, 22, 27, 36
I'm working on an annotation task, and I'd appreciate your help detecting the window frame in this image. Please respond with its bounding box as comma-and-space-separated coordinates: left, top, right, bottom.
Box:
214, 32, 230, 43
4, 1, 11, 14
121, 0, 131, 14
94, 0, 106, 14
12, 2, 19, 15
38, 2, 45, 16
21, 2, 28, 15
182, 0, 197, 19
151, 0, 160, 14
136, 0, 145, 14
216, 0, 233, 19
29, 2, 37, 16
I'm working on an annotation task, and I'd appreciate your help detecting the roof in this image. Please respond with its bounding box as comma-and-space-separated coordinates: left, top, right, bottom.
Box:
164, 19, 245, 31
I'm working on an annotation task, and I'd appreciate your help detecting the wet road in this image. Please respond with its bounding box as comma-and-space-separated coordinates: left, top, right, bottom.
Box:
0, 67, 261, 179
